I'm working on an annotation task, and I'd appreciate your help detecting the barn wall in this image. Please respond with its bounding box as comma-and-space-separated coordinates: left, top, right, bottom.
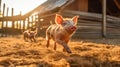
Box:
77, 0, 88, 11
65, 0, 88, 12
37, 14, 55, 37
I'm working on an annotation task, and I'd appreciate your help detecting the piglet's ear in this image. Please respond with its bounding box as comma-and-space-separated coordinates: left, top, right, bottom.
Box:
55, 14, 63, 24
72, 16, 79, 25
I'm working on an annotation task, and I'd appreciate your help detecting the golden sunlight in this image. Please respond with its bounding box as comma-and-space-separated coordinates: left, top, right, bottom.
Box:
7, 21, 12, 28
1, 0, 47, 28
2, 0, 47, 15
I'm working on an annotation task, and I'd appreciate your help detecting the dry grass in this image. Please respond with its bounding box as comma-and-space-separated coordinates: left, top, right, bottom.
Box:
0, 36, 120, 67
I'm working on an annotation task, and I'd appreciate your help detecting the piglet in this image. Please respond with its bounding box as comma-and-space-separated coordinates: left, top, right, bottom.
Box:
46, 14, 79, 53
23, 29, 30, 42
23, 29, 37, 42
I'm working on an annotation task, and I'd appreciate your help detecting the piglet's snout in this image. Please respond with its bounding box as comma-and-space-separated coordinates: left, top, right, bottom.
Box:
70, 26, 76, 31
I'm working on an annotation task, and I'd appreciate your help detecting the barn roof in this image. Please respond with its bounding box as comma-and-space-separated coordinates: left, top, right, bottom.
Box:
0, 0, 75, 21
23, 0, 74, 17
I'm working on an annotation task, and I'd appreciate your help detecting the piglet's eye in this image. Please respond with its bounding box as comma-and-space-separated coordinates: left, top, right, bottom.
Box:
62, 23, 66, 25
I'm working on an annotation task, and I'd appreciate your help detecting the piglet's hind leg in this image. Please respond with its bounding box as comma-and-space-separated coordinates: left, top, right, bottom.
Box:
56, 39, 72, 53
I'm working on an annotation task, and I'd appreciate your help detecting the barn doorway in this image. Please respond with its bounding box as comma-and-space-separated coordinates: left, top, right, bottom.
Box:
88, 0, 102, 13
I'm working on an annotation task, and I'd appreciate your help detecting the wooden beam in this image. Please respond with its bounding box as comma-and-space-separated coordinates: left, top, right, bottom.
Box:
102, 0, 107, 37
6, 7, 9, 16
114, 0, 120, 9
11, 8, 14, 16
0, 0, 1, 12
0, 15, 25, 21
2, 3, 5, 28
11, 8, 14, 29
27, 17, 30, 29
3, 3, 5, 17
23, 20, 25, 31
6, 7, 9, 27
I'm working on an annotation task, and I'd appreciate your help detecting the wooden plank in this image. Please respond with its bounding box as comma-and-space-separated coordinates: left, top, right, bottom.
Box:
73, 33, 102, 39
0, 15, 25, 21
62, 10, 120, 22
78, 23, 101, 26
114, 0, 120, 9
78, 19, 120, 29
77, 0, 88, 11
75, 31, 101, 34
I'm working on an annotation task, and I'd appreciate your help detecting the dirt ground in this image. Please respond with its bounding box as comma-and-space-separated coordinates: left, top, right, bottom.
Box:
0, 35, 120, 67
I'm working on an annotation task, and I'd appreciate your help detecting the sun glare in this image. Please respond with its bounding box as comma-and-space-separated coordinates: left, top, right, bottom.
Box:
1, 0, 47, 28
7, 21, 12, 28
2, 0, 47, 15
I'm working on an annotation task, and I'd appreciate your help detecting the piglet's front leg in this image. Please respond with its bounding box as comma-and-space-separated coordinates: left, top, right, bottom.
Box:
54, 42, 57, 50
56, 39, 72, 53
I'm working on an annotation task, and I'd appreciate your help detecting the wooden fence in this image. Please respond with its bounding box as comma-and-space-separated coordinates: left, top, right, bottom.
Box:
0, 3, 38, 37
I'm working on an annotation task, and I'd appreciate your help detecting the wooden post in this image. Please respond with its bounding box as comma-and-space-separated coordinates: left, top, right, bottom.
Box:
0, 0, 1, 13
1, 3, 5, 36
11, 8, 14, 28
27, 17, 30, 29
0, 0, 1, 36
6, 7, 9, 28
35, 14, 38, 27
6, 7, 9, 16
11, 8, 14, 16
102, 0, 107, 37
4, 7, 9, 36
31, 16, 33, 29
16, 21, 18, 29
2, 3, 5, 28
0, 0, 1, 20
2, 3, 5, 17
23, 20, 25, 31
11, 8, 14, 30
6, 7, 9, 26
37, 14, 40, 36
11, 8, 15, 35
19, 11, 22, 30
16, 20, 19, 29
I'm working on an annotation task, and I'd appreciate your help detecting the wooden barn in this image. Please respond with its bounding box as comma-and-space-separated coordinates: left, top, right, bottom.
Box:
0, 0, 120, 38
32, 0, 120, 38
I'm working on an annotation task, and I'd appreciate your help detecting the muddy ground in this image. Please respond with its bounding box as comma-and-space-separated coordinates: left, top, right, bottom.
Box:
0, 36, 120, 67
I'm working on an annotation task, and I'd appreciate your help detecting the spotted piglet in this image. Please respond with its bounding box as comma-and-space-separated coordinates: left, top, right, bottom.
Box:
46, 14, 79, 53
